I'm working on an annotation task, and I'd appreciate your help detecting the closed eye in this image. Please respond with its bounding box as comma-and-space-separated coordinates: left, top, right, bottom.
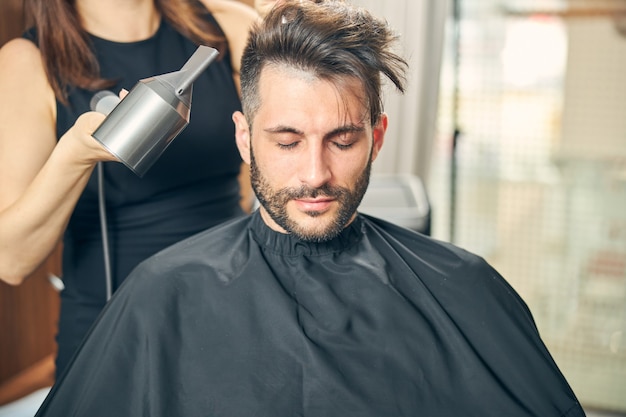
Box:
332, 141, 355, 150
276, 141, 299, 150
326, 124, 365, 151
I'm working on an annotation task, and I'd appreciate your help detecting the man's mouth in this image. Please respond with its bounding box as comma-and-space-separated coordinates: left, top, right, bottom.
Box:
294, 197, 335, 212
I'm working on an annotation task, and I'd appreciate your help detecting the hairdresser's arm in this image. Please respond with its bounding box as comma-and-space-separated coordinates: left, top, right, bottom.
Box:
200, 0, 260, 91
201, 0, 259, 212
254, 0, 280, 17
0, 39, 116, 285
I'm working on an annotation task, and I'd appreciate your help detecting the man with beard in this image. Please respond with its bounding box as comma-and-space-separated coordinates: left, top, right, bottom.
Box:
34, 1, 586, 416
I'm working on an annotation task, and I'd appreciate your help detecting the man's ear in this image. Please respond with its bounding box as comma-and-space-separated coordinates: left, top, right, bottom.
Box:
370, 113, 388, 162
232, 111, 251, 164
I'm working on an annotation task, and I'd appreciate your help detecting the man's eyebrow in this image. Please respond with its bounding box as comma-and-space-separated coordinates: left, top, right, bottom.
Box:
263, 125, 303, 135
323, 124, 366, 140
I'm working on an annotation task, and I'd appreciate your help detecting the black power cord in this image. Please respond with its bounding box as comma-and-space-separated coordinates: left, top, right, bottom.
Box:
97, 162, 113, 301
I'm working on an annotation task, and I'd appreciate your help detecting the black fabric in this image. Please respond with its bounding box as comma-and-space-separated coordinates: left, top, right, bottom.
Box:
35, 211, 585, 417
24, 16, 245, 378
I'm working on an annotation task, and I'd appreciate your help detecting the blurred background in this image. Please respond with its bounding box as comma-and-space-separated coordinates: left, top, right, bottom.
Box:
1, 0, 625, 415
356, 0, 626, 414
431, 0, 626, 414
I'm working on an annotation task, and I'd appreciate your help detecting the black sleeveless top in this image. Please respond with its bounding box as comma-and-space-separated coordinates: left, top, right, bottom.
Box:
25, 16, 245, 378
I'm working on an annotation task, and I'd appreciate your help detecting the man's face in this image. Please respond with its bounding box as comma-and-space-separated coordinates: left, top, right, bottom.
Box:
234, 65, 387, 242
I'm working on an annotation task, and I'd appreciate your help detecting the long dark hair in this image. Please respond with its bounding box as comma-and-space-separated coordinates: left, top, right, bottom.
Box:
24, 0, 228, 104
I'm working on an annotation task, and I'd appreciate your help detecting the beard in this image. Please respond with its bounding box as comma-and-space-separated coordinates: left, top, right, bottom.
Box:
250, 147, 372, 243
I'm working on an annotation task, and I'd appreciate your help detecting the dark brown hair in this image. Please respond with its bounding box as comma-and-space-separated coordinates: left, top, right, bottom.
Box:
240, 0, 408, 126
24, 0, 228, 103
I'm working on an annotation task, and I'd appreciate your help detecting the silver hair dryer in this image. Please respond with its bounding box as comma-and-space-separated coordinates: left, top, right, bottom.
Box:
90, 45, 219, 177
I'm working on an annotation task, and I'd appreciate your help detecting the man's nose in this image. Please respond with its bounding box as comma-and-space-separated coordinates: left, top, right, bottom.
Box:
298, 144, 332, 189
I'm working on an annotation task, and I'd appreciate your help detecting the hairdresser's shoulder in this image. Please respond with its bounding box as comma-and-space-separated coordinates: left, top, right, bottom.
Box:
0, 37, 40, 71
0, 37, 50, 106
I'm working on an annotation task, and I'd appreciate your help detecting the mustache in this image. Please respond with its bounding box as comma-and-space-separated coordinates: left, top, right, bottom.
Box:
283, 184, 346, 200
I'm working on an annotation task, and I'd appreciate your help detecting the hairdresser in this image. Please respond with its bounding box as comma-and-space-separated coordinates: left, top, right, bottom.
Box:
0, 0, 258, 381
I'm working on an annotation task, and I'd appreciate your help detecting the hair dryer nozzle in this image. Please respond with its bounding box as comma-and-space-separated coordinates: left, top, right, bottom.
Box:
175, 45, 220, 95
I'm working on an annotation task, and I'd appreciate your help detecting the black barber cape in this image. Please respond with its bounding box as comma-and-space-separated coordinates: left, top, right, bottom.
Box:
36, 211, 585, 417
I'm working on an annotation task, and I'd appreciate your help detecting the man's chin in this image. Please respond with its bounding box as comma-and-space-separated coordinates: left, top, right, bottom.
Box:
285, 210, 339, 241
285, 207, 359, 242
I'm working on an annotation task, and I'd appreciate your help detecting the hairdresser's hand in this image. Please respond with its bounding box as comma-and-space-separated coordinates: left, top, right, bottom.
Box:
60, 112, 120, 165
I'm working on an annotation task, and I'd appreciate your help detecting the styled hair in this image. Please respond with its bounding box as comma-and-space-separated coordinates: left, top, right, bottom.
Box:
239, 0, 408, 126
24, 0, 228, 104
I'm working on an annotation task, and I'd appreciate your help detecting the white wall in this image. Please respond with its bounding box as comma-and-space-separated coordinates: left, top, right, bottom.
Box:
559, 17, 626, 160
